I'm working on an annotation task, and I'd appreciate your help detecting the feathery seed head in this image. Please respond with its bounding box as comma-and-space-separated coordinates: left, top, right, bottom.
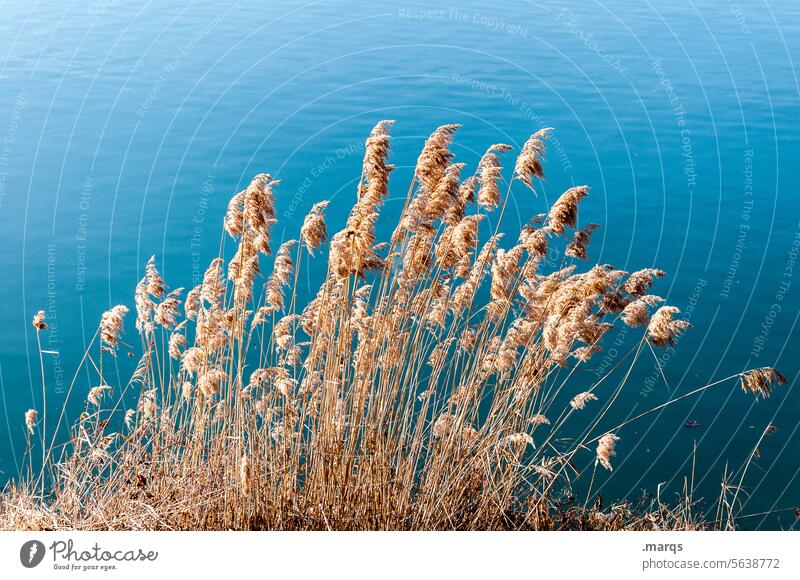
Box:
415, 124, 459, 194
740, 367, 787, 400
87, 385, 111, 407
596, 433, 620, 470
647, 306, 690, 347
32, 310, 47, 331
100, 305, 129, 354
514, 128, 552, 192
300, 201, 329, 255
477, 143, 512, 210
548, 186, 588, 235
570, 391, 598, 410
24, 409, 37, 434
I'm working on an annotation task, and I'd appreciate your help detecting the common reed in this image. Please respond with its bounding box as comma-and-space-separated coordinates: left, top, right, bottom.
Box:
0, 122, 788, 531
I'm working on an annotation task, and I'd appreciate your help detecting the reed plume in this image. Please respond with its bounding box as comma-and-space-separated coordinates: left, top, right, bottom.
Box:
477, 144, 511, 210
87, 386, 111, 407
647, 305, 691, 347
514, 127, 551, 192
300, 201, 329, 255
99, 305, 129, 354
24, 410, 37, 435
570, 392, 598, 410
596, 433, 620, 471
740, 368, 787, 400
415, 124, 459, 193
32, 311, 47, 330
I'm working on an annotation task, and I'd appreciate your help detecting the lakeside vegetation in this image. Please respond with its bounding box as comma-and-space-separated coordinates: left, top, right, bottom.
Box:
1, 122, 786, 530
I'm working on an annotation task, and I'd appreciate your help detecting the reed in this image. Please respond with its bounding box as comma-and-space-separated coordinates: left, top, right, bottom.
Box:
0, 122, 786, 530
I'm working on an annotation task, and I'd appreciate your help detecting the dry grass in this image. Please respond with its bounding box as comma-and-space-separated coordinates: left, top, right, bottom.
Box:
0, 122, 786, 530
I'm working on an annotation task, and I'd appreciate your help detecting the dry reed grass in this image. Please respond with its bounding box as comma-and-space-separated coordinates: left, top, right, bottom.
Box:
0, 122, 787, 531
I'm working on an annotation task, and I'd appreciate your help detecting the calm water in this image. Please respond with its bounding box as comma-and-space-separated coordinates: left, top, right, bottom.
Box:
1, 0, 798, 529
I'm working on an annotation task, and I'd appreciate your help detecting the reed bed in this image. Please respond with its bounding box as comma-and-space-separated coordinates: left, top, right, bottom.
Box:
0, 122, 787, 530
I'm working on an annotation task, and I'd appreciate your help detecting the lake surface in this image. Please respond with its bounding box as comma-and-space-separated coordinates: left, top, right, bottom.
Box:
1, 0, 798, 529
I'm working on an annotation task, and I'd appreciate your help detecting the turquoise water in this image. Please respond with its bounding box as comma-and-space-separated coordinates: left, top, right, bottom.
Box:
1, 0, 798, 529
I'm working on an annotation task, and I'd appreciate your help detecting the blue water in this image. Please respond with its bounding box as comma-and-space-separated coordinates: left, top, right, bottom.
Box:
1, 0, 798, 529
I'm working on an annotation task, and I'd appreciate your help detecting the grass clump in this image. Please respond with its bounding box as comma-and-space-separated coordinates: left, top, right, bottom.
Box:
1, 122, 787, 530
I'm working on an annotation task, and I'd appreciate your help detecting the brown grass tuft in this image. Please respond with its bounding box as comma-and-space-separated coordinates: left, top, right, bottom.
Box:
1, 122, 786, 532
